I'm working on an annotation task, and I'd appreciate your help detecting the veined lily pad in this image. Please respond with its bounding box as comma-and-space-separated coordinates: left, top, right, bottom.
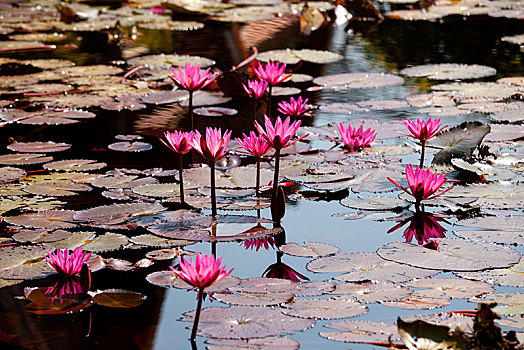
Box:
405, 277, 494, 299
74, 203, 166, 226
212, 291, 294, 306
312, 73, 404, 89
180, 305, 315, 339
91, 289, 146, 309
320, 320, 400, 343
453, 230, 524, 246
129, 234, 192, 248
307, 252, 440, 283
81, 233, 129, 252
340, 195, 410, 211
0, 245, 48, 272
455, 257, 524, 287
23, 181, 91, 197
431, 82, 521, 99
127, 53, 215, 69
330, 281, 413, 303
205, 336, 299, 349
108, 141, 152, 152
0, 166, 25, 183
44, 159, 106, 172
42, 231, 97, 250
0, 153, 53, 165
279, 242, 340, 258
7, 141, 71, 153
282, 296, 367, 320
4, 210, 77, 229
400, 63, 496, 80
377, 239, 521, 271
257, 48, 342, 64
382, 294, 450, 310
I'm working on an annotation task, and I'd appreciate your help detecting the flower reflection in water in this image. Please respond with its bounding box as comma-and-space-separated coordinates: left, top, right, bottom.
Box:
388, 210, 447, 246
242, 237, 275, 251
263, 257, 310, 282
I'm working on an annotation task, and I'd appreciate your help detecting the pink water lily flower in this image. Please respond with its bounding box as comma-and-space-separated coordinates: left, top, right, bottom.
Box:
337, 122, 376, 151
400, 117, 446, 142
254, 115, 302, 150
253, 61, 291, 86
243, 79, 268, 99
388, 164, 452, 203
44, 248, 91, 277
277, 96, 311, 117
162, 130, 194, 154
170, 253, 233, 291
169, 63, 216, 92
190, 127, 232, 163
235, 131, 271, 157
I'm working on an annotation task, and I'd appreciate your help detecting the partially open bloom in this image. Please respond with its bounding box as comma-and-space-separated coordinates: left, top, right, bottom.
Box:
242, 237, 275, 251
190, 127, 232, 163
235, 131, 271, 157
253, 61, 291, 86
337, 122, 376, 151
254, 115, 303, 150
162, 130, 194, 154
277, 96, 311, 117
170, 253, 233, 290
388, 164, 452, 202
400, 117, 446, 142
44, 248, 91, 277
243, 79, 268, 99
263, 262, 309, 282
169, 63, 216, 92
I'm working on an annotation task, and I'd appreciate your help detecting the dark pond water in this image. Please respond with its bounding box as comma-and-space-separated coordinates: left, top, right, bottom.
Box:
0, 5, 523, 350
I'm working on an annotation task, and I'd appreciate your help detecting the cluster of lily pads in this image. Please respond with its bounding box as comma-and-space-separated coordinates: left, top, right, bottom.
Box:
0, 0, 523, 349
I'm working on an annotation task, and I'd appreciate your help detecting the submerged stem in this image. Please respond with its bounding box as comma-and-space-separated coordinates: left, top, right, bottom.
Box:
190, 290, 205, 341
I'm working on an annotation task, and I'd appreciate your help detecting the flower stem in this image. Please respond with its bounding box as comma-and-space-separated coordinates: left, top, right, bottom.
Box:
190, 290, 204, 341
271, 149, 280, 206
179, 154, 185, 203
420, 140, 426, 168
210, 162, 217, 217
252, 99, 257, 122
266, 85, 272, 117
256, 157, 261, 197
189, 91, 194, 131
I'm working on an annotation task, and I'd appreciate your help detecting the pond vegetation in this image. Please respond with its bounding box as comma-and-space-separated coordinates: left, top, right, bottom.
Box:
0, 0, 523, 349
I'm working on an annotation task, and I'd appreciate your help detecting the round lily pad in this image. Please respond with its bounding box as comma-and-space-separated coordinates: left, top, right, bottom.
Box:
320, 320, 400, 343
23, 181, 91, 197
307, 252, 439, 283
312, 73, 404, 89
4, 210, 77, 229
193, 107, 237, 116
44, 159, 106, 172
400, 63, 496, 80
405, 277, 494, 299
180, 305, 315, 339
7, 141, 71, 153
108, 141, 152, 152
330, 281, 413, 303
212, 291, 294, 306
282, 296, 367, 320
377, 239, 521, 272
340, 195, 410, 211
279, 242, 340, 258
455, 257, 524, 287
0, 153, 53, 165
0, 166, 25, 183
127, 53, 215, 69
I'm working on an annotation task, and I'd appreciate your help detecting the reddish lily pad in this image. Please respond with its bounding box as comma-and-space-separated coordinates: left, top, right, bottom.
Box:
0, 166, 26, 183
23, 181, 91, 197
